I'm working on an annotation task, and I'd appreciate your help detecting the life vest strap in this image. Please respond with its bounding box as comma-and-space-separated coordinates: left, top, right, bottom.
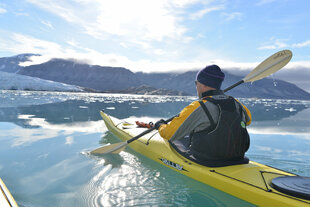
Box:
198, 100, 216, 129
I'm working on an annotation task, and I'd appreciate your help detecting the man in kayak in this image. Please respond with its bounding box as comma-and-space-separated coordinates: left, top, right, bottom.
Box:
154, 65, 252, 166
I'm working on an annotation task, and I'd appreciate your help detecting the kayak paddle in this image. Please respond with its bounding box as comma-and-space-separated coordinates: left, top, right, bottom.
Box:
91, 49, 292, 155
224, 50, 292, 92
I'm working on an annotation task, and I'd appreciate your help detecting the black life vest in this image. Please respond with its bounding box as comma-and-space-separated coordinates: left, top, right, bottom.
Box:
190, 96, 250, 161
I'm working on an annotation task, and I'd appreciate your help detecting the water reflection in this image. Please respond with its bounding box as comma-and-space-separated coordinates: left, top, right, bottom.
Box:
0, 90, 310, 206
1, 91, 309, 137
249, 108, 310, 135
0, 91, 193, 128
81, 137, 253, 207
248, 134, 310, 177
239, 98, 309, 121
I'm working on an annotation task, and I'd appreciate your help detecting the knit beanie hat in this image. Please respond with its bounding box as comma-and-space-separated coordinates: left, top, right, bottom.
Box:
196, 65, 225, 89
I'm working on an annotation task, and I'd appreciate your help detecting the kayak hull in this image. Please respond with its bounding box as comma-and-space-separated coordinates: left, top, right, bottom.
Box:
100, 111, 310, 207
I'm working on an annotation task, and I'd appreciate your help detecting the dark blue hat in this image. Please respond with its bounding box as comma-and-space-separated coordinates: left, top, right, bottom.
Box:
196, 65, 225, 89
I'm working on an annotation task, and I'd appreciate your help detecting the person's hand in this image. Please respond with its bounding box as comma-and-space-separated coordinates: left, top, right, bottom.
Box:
154, 119, 167, 129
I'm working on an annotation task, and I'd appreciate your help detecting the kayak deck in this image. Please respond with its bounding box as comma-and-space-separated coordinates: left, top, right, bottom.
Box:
100, 111, 310, 207
0, 178, 18, 207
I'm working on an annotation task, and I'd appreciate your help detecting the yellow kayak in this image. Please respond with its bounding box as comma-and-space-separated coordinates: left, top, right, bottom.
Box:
0, 178, 18, 207
100, 111, 310, 207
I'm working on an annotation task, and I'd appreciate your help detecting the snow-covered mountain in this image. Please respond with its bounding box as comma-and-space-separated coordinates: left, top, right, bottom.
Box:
1, 53, 310, 99
0, 53, 39, 73
18, 58, 143, 91
0, 71, 84, 92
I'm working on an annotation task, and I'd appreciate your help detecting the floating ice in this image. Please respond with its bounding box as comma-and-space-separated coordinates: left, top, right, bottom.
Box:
285, 108, 297, 112
106, 107, 116, 110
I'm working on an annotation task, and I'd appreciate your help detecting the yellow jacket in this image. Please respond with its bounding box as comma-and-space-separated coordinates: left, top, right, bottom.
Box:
159, 97, 251, 140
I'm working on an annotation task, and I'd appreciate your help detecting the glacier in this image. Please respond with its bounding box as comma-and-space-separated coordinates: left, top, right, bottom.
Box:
0, 71, 84, 92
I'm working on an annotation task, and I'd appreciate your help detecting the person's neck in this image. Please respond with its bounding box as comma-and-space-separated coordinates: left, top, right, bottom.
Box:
201, 89, 223, 98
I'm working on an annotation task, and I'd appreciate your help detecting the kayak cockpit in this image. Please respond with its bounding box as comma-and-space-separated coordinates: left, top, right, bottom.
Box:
170, 138, 249, 167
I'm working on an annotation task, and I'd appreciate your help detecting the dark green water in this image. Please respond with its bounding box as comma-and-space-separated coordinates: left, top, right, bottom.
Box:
0, 90, 309, 206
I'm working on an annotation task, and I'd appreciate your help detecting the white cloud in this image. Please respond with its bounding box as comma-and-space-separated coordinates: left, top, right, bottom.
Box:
99, 1, 186, 41
169, 0, 213, 8
130, 40, 152, 50
0, 7, 7, 14
0, 33, 198, 71
153, 49, 166, 55
222, 12, 243, 21
292, 40, 310, 48
67, 39, 79, 47
190, 6, 224, 20
256, 0, 278, 6
27, 0, 190, 42
27, 0, 80, 23
2, 33, 62, 55
3, 32, 310, 88
259, 38, 310, 50
14, 12, 29, 16
22, 0, 231, 60
40, 20, 54, 29
257, 39, 288, 50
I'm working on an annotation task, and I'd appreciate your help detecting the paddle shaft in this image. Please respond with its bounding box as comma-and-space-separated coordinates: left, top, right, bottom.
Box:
90, 113, 178, 154
223, 80, 244, 93
127, 115, 176, 144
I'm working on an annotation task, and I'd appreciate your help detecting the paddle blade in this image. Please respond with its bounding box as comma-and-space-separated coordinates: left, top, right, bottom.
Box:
123, 122, 134, 126
243, 50, 292, 83
90, 142, 128, 155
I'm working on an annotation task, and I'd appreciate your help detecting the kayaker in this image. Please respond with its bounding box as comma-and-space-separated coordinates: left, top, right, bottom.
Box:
154, 65, 252, 166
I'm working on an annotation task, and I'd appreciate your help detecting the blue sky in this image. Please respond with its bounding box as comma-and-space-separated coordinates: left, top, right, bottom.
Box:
0, 0, 310, 90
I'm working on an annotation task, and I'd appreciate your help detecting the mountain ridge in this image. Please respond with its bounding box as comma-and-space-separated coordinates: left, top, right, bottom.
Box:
1, 54, 310, 99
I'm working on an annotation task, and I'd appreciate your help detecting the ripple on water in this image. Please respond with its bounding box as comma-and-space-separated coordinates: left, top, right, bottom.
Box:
80, 151, 253, 207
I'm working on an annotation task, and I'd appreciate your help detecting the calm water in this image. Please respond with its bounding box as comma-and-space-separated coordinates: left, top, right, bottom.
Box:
0, 90, 310, 207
